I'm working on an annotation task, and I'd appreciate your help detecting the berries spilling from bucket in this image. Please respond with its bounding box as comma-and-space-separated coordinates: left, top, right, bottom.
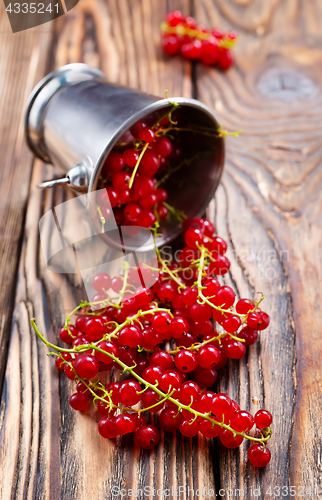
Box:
31, 217, 272, 466
160, 11, 237, 69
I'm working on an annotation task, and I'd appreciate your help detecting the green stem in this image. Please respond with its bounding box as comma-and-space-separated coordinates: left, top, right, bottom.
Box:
31, 319, 271, 446
129, 142, 149, 189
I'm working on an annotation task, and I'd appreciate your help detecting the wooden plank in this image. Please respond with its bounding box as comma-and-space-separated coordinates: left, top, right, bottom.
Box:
195, 0, 322, 495
0, 2, 54, 393
1, 1, 220, 499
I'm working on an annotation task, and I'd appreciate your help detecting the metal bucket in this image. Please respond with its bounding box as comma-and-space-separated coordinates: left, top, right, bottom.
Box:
25, 63, 224, 251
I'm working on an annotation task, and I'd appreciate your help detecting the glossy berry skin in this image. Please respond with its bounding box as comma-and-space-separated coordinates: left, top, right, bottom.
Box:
149, 350, 173, 370
103, 152, 124, 173
219, 428, 243, 448
105, 382, 120, 404
196, 391, 215, 413
179, 417, 200, 437
141, 151, 160, 175
119, 325, 143, 348
136, 414, 147, 429
162, 35, 181, 56
182, 286, 198, 306
170, 317, 189, 339
235, 298, 254, 315
222, 315, 241, 333
92, 273, 111, 292
218, 48, 234, 70
231, 411, 254, 432
238, 327, 258, 346
213, 286, 235, 308
185, 228, 203, 249
138, 127, 155, 143
157, 282, 176, 303
175, 350, 198, 373
69, 392, 89, 412
95, 341, 119, 364
98, 416, 117, 439
118, 380, 142, 406
123, 149, 139, 167
159, 370, 182, 392
73, 353, 99, 379
257, 312, 270, 331
135, 425, 160, 449
112, 172, 131, 191
197, 345, 220, 369
248, 444, 271, 467
178, 381, 200, 405
200, 418, 221, 438
115, 413, 136, 435
141, 389, 164, 412
142, 365, 164, 385
209, 255, 231, 276
193, 366, 217, 388
211, 393, 232, 419
124, 203, 141, 222
247, 312, 262, 329
224, 340, 246, 359
85, 317, 106, 341
59, 325, 78, 344
151, 312, 172, 333
189, 303, 212, 322
254, 409, 273, 429
203, 279, 220, 298
159, 408, 182, 432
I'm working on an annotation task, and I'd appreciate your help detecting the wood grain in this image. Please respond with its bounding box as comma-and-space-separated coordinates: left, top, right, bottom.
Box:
0, 3, 54, 395
196, 0, 322, 496
0, 1, 217, 499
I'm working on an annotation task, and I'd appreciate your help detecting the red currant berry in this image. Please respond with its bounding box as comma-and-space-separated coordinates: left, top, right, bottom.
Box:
193, 366, 217, 388
236, 298, 255, 315
73, 353, 99, 379
224, 340, 246, 359
213, 286, 235, 308
69, 392, 89, 412
76, 381, 90, 395
203, 279, 220, 298
135, 413, 147, 429
196, 390, 215, 413
150, 350, 173, 370
95, 340, 119, 364
175, 350, 198, 373
119, 325, 142, 348
135, 424, 160, 449
137, 210, 156, 228
159, 369, 182, 392
103, 152, 125, 173
254, 409, 273, 429
209, 255, 231, 276
157, 282, 177, 303
162, 35, 181, 56
124, 202, 141, 222
84, 317, 106, 341
178, 381, 200, 405
197, 345, 220, 369
141, 389, 164, 412
200, 418, 221, 438
177, 332, 198, 348
190, 320, 213, 337
165, 10, 184, 26
222, 315, 241, 333
231, 411, 254, 432
139, 193, 158, 211
218, 48, 234, 70
238, 326, 258, 346
115, 413, 136, 435
257, 312, 270, 331
112, 172, 131, 191
185, 228, 203, 249
123, 149, 139, 167
92, 273, 111, 292
142, 365, 164, 385
169, 317, 189, 339
118, 380, 142, 406
210, 236, 227, 255
116, 347, 137, 368
211, 393, 232, 419
181, 40, 202, 59
151, 311, 172, 333
181, 286, 198, 306
180, 417, 200, 437
189, 303, 212, 322
159, 408, 182, 432
138, 127, 155, 143
219, 428, 243, 448
248, 443, 271, 467
59, 325, 78, 344
141, 151, 160, 175
98, 415, 117, 439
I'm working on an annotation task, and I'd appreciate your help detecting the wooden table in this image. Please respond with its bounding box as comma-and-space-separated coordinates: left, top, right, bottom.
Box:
1, 1, 321, 498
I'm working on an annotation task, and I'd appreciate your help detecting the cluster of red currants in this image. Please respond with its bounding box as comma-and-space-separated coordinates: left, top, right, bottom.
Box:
46, 217, 273, 467
96, 108, 183, 229
161, 10, 237, 69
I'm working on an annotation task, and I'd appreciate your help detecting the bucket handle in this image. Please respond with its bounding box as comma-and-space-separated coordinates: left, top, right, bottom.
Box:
36, 163, 89, 193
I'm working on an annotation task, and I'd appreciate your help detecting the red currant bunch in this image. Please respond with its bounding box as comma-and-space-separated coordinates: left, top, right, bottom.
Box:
161, 11, 237, 69
33, 217, 272, 467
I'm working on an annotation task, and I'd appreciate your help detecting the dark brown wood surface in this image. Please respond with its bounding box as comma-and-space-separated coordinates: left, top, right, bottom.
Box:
0, 0, 321, 499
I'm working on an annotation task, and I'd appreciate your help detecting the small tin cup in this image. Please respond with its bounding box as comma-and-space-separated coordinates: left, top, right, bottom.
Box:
25, 63, 224, 251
